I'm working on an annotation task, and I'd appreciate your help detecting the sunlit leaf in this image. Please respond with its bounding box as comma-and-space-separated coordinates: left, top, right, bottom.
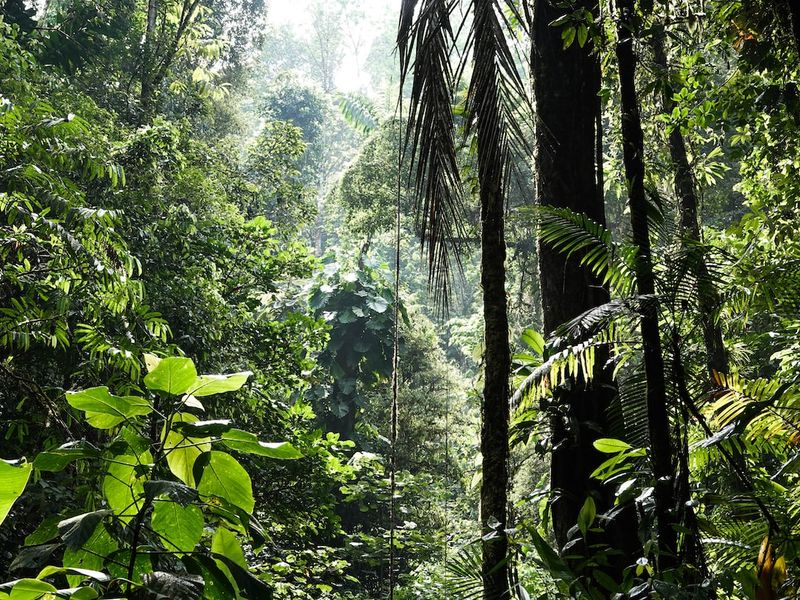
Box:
0, 460, 31, 526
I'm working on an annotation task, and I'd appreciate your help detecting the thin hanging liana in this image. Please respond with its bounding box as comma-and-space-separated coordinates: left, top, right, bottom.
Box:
388, 95, 403, 600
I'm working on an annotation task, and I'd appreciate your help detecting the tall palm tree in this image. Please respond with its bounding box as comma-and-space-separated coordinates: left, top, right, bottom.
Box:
398, 0, 528, 596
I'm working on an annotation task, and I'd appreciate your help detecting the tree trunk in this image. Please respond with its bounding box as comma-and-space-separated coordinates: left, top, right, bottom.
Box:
475, 0, 511, 595
532, 0, 641, 582
479, 171, 511, 600
613, 0, 678, 570
651, 27, 728, 377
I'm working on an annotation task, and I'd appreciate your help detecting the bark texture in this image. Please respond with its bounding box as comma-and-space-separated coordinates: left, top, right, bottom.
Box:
475, 0, 511, 594
532, 0, 641, 580
613, 0, 678, 570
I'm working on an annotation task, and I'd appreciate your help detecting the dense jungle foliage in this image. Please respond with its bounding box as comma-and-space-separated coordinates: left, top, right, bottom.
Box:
1, 0, 800, 598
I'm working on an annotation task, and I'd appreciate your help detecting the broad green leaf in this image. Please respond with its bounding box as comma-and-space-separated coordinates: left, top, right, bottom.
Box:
6, 579, 56, 600
103, 454, 149, 525
143, 480, 198, 505
151, 499, 203, 553
34, 443, 100, 472
183, 396, 205, 411
0, 460, 31, 526
68, 588, 98, 600
25, 515, 61, 545
172, 420, 233, 437
197, 452, 254, 514
577, 24, 588, 47
144, 357, 197, 396
183, 556, 237, 600
520, 329, 545, 355
592, 438, 632, 454
562, 25, 576, 48
366, 297, 389, 313
9, 544, 60, 573
66, 387, 152, 429
214, 555, 272, 600
577, 496, 596, 537
35, 566, 108, 582
58, 511, 112, 550
144, 353, 161, 373
164, 414, 211, 487
62, 520, 118, 587
186, 372, 252, 398
105, 548, 152, 581
211, 528, 246, 568
220, 429, 302, 460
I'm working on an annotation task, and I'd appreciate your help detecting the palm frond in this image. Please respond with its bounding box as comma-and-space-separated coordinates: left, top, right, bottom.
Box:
337, 93, 379, 135
615, 369, 650, 449
706, 371, 800, 445
464, 0, 531, 199
511, 296, 650, 418
445, 541, 484, 599
397, 0, 466, 304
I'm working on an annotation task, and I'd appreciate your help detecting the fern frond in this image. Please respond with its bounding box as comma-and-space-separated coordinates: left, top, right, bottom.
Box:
707, 371, 800, 444
537, 206, 637, 295
445, 541, 483, 599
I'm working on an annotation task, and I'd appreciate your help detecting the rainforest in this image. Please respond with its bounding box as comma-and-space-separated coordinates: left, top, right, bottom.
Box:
1, 0, 799, 598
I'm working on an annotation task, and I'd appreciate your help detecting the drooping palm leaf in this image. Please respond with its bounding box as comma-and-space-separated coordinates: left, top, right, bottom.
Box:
398, 0, 532, 305
397, 0, 466, 303
463, 0, 532, 203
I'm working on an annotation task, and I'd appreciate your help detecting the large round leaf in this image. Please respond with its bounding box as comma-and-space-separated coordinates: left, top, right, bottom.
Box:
151, 500, 203, 553
163, 414, 211, 487
66, 387, 152, 429
0, 460, 31, 526
144, 357, 198, 396
197, 452, 254, 514
220, 430, 302, 460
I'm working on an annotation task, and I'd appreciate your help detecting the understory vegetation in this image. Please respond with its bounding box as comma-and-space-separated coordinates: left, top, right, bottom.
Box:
1, 0, 800, 598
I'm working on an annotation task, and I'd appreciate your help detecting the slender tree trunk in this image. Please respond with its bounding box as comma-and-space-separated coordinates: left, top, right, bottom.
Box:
613, 0, 678, 570
651, 27, 728, 377
479, 169, 511, 599
532, 0, 641, 582
474, 0, 511, 594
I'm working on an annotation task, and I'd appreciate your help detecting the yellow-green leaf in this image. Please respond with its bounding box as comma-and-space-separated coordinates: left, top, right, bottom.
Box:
0, 460, 31, 526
